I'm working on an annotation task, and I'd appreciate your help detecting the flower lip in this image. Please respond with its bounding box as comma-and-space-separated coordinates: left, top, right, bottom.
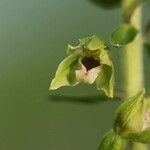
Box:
81, 56, 100, 71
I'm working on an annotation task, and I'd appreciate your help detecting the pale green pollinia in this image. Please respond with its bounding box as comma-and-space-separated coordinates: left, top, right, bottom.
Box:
98, 130, 125, 150
50, 35, 114, 98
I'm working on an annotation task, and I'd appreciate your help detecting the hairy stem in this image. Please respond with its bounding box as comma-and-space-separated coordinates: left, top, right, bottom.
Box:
122, 1, 148, 150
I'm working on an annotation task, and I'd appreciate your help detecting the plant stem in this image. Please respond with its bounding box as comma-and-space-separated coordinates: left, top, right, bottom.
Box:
122, 1, 148, 150
123, 7, 143, 97
132, 142, 148, 150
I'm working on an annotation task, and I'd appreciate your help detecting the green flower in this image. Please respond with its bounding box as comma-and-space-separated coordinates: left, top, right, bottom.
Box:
50, 35, 114, 97
113, 89, 150, 143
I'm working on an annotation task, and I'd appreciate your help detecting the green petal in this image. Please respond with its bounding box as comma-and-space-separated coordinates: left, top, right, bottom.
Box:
99, 49, 112, 66
111, 24, 138, 47
98, 130, 125, 150
87, 35, 106, 51
50, 53, 80, 90
113, 89, 146, 137
96, 64, 114, 98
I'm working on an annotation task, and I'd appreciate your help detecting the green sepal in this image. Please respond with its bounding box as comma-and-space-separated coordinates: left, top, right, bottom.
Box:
86, 35, 106, 51
99, 49, 112, 66
98, 130, 125, 150
121, 97, 150, 143
96, 64, 114, 98
113, 89, 146, 137
126, 128, 150, 143
67, 45, 81, 55
79, 35, 106, 51
50, 53, 80, 90
111, 24, 138, 47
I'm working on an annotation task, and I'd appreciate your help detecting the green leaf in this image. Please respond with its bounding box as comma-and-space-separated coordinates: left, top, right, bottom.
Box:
113, 89, 146, 137
89, 0, 121, 9
111, 24, 138, 47
96, 64, 114, 98
98, 130, 125, 150
50, 53, 80, 90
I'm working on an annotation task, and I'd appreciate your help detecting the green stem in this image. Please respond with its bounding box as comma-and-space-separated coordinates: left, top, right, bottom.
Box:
132, 142, 148, 150
122, 1, 148, 150
123, 7, 143, 97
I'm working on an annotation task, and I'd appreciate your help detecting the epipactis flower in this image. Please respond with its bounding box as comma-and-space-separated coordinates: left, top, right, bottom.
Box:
113, 89, 150, 143
50, 35, 114, 97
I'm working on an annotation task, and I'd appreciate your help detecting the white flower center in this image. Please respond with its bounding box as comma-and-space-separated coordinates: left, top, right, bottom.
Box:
75, 57, 101, 84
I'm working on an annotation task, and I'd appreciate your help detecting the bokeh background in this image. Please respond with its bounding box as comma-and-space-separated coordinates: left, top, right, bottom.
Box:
0, 0, 150, 150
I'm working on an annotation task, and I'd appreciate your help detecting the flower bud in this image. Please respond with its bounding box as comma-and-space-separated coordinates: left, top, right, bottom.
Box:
113, 89, 146, 137
125, 98, 150, 143
98, 130, 125, 150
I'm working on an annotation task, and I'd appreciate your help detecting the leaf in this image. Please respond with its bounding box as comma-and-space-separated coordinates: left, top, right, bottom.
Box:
89, 0, 121, 9
50, 53, 80, 90
98, 130, 125, 150
96, 64, 114, 98
113, 89, 146, 137
111, 24, 138, 47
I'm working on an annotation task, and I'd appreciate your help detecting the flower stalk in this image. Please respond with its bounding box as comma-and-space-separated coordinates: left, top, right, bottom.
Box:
122, 1, 148, 149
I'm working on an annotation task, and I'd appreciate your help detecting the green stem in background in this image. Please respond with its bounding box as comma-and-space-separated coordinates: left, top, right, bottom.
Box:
122, 1, 148, 149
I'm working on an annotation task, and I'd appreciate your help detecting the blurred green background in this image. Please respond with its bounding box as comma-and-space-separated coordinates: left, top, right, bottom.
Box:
0, 0, 150, 150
